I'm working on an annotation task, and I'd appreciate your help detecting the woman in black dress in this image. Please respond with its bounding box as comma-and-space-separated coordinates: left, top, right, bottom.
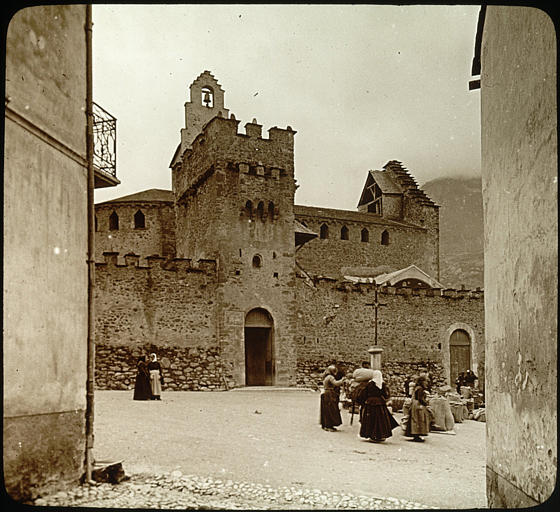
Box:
320, 365, 345, 431
356, 370, 399, 442
133, 355, 151, 400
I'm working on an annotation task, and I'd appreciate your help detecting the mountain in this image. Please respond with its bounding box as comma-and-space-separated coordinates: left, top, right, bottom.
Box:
421, 176, 484, 290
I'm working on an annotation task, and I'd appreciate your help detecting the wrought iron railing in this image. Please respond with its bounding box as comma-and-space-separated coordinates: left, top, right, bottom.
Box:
92, 101, 117, 177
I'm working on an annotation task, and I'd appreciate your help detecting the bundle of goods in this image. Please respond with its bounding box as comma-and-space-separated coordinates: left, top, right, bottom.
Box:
472, 408, 486, 422
447, 391, 469, 422
429, 395, 455, 432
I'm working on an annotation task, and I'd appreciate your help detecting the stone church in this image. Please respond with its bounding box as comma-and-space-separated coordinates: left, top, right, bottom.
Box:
94, 71, 484, 393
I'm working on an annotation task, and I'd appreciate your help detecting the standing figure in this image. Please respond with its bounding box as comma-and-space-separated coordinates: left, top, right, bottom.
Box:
404, 374, 431, 442
356, 370, 399, 442
455, 372, 465, 394
320, 365, 345, 431
133, 355, 151, 400
148, 353, 164, 400
464, 369, 477, 388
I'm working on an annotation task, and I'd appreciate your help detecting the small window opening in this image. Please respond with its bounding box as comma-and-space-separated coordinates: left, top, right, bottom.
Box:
320, 224, 329, 239
361, 228, 369, 242
257, 201, 265, 221
341, 225, 349, 240
252, 254, 262, 268
268, 201, 275, 221
134, 210, 145, 229
95, 216, 98, 232
109, 211, 119, 231
381, 230, 390, 245
273, 272, 279, 278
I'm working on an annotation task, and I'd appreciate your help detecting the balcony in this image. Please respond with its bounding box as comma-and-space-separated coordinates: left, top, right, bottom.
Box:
93, 102, 120, 188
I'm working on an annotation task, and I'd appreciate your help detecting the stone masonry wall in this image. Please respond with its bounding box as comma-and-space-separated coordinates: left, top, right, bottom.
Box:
294, 276, 484, 394
295, 205, 437, 278
95, 344, 232, 391
94, 252, 220, 350
96, 202, 176, 265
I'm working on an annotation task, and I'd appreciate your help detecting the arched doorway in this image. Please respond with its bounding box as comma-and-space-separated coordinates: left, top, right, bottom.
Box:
449, 328, 472, 383
244, 308, 274, 386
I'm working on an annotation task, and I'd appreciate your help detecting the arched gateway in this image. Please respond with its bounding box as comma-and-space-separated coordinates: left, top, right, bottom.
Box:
244, 308, 274, 386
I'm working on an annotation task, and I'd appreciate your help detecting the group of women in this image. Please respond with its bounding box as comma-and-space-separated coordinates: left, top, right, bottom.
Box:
320, 365, 431, 443
133, 353, 164, 400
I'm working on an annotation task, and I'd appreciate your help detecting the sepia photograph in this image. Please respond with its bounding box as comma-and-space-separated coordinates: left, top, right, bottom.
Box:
3, 3, 557, 509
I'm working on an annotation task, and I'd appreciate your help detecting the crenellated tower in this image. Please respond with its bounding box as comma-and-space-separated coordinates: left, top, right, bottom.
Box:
169, 71, 299, 387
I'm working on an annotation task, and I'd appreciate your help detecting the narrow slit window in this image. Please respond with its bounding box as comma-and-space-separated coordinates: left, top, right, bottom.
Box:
109, 211, 119, 231
341, 225, 349, 240
320, 224, 329, 239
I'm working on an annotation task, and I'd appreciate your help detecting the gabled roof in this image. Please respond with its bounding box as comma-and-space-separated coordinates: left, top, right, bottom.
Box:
96, 189, 174, 205
343, 264, 443, 289
295, 220, 318, 247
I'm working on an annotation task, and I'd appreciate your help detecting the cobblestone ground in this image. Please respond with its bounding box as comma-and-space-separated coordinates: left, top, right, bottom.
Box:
34, 472, 432, 509
32, 390, 486, 509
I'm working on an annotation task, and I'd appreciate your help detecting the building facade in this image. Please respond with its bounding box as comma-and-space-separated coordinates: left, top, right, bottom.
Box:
94, 71, 484, 394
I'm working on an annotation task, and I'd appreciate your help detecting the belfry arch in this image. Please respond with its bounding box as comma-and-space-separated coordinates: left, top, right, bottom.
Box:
244, 308, 274, 386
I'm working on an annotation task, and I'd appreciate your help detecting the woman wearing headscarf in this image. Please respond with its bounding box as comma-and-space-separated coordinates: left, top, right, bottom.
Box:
320, 365, 345, 431
355, 370, 399, 442
404, 374, 431, 442
147, 353, 164, 400
133, 355, 151, 400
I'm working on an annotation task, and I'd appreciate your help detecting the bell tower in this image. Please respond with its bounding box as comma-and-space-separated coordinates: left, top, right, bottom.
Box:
180, 70, 229, 154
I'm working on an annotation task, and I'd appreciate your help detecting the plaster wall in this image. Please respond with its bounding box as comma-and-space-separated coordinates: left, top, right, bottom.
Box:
481, 6, 557, 506
3, 5, 88, 501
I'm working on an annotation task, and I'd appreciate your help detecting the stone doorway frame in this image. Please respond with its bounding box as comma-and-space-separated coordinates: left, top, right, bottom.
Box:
244, 308, 275, 386
441, 322, 477, 386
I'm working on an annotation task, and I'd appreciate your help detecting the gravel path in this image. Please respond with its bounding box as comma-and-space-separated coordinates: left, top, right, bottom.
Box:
33, 390, 487, 509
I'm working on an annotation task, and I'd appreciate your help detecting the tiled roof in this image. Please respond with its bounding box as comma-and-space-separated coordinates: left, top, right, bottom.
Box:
383, 160, 438, 207
96, 189, 174, 205
369, 170, 402, 194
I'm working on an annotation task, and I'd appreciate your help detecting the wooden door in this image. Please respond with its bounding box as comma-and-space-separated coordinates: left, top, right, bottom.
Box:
450, 329, 471, 383
245, 327, 270, 386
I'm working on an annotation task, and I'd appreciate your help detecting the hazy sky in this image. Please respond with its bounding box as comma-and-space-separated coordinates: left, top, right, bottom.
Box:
92, 4, 481, 210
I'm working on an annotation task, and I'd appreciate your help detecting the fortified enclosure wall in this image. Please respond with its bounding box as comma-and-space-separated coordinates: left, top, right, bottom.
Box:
94, 252, 484, 393
94, 252, 235, 390
294, 276, 485, 396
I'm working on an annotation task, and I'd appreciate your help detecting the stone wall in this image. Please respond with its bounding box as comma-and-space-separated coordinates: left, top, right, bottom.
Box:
95, 253, 220, 349
295, 205, 438, 278
95, 202, 176, 265
294, 276, 484, 391
95, 344, 233, 391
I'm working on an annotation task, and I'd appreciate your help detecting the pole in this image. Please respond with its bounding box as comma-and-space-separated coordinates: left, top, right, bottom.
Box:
85, 3, 96, 485
374, 286, 378, 345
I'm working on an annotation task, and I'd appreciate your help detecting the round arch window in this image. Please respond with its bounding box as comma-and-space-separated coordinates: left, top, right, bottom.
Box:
252, 254, 263, 268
